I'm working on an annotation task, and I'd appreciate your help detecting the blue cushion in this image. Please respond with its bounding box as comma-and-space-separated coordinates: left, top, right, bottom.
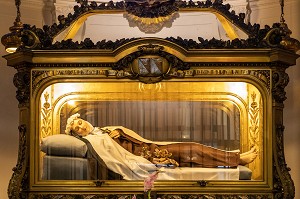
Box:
41, 134, 87, 158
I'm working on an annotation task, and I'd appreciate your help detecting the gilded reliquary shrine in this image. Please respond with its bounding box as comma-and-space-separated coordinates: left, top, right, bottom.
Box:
2, 0, 300, 198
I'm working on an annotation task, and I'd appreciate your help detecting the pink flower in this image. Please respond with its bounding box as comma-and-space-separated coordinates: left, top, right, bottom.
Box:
144, 170, 159, 192
132, 195, 137, 199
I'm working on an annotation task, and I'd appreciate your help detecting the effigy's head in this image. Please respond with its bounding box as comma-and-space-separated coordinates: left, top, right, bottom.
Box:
65, 113, 94, 137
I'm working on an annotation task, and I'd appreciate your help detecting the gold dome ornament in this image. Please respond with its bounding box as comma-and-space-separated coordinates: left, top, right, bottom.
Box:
278, 0, 300, 52
262, 0, 300, 53
124, 12, 179, 34
124, 0, 179, 33
279, 23, 300, 53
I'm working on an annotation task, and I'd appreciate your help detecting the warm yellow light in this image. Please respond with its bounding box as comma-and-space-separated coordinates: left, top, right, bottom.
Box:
227, 82, 248, 99
6, 47, 18, 53
67, 100, 76, 106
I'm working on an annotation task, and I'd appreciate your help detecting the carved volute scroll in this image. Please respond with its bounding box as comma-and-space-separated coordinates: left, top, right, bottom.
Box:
273, 125, 295, 199
271, 63, 295, 198
7, 125, 28, 199
272, 66, 289, 103
13, 68, 30, 106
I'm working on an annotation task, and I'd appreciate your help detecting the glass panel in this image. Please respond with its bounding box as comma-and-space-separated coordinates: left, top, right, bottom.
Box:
39, 81, 263, 181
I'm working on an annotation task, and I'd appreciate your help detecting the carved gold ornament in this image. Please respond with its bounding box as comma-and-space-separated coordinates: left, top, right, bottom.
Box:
249, 92, 260, 151
41, 92, 52, 138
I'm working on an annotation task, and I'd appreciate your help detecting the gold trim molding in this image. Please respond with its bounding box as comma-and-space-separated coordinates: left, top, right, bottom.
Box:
32, 68, 271, 95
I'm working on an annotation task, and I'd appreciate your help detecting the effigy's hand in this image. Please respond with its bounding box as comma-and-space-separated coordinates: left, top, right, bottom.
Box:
109, 130, 121, 139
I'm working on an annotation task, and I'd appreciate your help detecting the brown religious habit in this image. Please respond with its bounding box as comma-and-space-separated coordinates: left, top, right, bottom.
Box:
110, 128, 240, 168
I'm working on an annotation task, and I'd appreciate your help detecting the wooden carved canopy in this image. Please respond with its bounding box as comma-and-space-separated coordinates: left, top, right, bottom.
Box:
17, 0, 299, 52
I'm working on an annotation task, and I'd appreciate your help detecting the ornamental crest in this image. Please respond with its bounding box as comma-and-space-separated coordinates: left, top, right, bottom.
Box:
137, 57, 164, 76
128, 55, 175, 83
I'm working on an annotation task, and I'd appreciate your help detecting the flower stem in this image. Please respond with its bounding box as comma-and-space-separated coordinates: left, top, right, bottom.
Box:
148, 190, 151, 199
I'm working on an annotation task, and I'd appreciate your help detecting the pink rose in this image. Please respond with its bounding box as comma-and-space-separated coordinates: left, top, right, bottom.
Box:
144, 171, 159, 192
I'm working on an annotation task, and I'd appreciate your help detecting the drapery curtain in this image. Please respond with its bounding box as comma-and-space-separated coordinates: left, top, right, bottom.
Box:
61, 100, 240, 150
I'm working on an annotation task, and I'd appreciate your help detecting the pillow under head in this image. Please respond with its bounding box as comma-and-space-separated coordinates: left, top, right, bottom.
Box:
41, 134, 88, 158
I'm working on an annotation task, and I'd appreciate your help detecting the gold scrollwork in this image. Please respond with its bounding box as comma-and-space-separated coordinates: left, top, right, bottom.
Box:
248, 92, 262, 179
249, 92, 260, 150
41, 92, 52, 138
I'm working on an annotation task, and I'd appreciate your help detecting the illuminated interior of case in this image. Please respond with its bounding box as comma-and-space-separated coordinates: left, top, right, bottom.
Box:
39, 81, 263, 181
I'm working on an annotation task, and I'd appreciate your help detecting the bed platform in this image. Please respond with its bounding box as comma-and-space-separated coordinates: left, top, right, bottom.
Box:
41, 134, 252, 181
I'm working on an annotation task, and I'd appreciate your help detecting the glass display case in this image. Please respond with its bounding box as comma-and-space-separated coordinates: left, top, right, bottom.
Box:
2, 0, 300, 198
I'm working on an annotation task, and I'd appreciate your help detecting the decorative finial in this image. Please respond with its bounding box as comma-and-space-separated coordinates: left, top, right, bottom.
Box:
15, 0, 21, 24
1, 0, 23, 53
277, 0, 300, 52
279, 0, 285, 23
